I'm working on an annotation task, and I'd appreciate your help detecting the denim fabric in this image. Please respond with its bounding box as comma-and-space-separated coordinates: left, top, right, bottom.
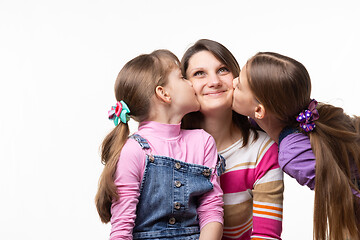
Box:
130, 134, 214, 240
215, 154, 226, 176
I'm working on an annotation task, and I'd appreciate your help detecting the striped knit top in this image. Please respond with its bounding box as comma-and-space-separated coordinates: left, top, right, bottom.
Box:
219, 131, 284, 240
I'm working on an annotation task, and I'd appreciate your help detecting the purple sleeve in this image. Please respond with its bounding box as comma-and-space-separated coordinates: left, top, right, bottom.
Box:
278, 133, 316, 190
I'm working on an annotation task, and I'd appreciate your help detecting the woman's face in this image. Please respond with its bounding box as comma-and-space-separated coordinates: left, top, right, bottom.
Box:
185, 50, 234, 115
232, 64, 258, 118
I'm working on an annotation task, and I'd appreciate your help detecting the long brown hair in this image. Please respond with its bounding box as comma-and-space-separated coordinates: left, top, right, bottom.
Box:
95, 49, 180, 223
181, 39, 257, 147
246, 52, 360, 240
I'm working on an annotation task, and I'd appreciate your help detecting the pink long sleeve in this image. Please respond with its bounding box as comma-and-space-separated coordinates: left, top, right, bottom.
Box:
196, 132, 224, 229
110, 140, 144, 239
109, 121, 223, 239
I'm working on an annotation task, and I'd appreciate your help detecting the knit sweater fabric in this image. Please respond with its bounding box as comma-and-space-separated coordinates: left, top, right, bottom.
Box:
220, 131, 284, 240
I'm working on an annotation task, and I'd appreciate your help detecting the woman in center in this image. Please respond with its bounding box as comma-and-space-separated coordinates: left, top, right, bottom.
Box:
181, 39, 284, 240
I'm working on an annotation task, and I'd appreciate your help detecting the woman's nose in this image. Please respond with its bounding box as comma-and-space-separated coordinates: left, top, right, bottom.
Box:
207, 74, 222, 87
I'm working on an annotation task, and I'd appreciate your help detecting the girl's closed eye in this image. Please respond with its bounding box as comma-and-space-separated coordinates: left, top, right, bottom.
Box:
236, 78, 241, 89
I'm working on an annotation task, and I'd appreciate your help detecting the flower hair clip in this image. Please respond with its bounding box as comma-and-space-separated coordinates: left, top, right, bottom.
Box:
108, 100, 130, 126
296, 99, 319, 132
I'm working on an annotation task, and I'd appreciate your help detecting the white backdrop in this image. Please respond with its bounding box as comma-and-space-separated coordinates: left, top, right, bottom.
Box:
1, 0, 359, 239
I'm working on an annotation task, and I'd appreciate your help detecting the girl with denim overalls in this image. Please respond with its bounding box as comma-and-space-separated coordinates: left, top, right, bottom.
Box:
95, 50, 225, 240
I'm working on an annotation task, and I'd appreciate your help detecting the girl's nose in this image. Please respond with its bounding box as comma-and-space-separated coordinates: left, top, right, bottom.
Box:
233, 77, 238, 88
186, 79, 193, 87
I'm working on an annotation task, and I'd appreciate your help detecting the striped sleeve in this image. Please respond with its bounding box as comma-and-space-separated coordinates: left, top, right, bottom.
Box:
252, 140, 284, 239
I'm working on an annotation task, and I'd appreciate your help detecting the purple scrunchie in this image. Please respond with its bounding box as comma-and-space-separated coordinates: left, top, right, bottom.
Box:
296, 99, 319, 132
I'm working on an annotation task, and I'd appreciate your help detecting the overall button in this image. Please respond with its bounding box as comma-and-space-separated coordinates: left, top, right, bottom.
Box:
174, 202, 181, 210
175, 162, 181, 169
203, 169, 211, 177
175, 181, 182, 188
148, 155, 154, 163
169, 217, 176, 225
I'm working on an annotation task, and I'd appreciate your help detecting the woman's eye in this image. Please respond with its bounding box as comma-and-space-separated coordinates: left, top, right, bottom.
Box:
218, 67, 229, 74
193, 71, 205, 77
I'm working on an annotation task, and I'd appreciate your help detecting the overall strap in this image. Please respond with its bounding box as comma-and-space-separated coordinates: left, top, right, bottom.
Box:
215, 154, 226, 176
129, 134, 154, 162
129, 134, 151, 150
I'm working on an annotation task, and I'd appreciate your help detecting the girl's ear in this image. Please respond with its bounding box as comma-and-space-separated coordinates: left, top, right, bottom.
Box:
254, 104, 265, 119
155, 86, 171, 103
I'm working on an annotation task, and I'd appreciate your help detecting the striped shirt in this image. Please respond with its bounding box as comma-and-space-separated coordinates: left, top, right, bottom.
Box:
220, 131, 284, 240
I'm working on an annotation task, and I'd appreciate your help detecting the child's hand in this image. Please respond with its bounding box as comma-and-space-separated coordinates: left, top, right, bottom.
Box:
199, 222, 223, 240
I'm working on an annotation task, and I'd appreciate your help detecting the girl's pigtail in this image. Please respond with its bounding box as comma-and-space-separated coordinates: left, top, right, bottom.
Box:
94, 49, 179, 224
95, 122, 130, 223
310, 103, 360, 240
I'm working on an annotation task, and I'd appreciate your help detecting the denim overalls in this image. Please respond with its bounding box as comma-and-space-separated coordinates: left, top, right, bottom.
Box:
130, 134, 224, 240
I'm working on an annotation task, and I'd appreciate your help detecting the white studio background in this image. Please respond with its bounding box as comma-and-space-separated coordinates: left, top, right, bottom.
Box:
0, 0, 359, 239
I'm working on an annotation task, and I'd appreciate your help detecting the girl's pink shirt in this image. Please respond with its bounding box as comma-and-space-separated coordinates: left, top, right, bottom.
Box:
110, 121, 224, 239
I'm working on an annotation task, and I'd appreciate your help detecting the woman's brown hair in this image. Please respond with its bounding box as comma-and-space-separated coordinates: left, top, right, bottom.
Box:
95, 49, 180, 223
181, 39, 257, 147
246, 52, 360, 240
